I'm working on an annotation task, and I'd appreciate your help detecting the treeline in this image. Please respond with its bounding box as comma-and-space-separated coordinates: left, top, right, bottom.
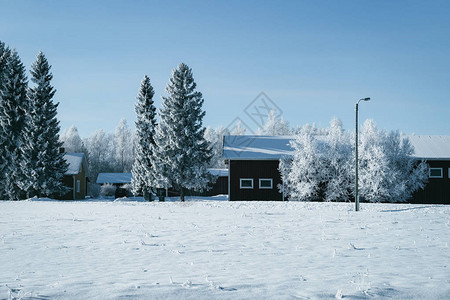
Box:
60, 119, 135, 187
0, 41, 67, 200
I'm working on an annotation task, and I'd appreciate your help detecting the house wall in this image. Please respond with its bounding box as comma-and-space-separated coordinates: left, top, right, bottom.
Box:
228, 159, 450, 203
411, 160, 450, 204
229, 160, 283, 201
60, 165, 87, 200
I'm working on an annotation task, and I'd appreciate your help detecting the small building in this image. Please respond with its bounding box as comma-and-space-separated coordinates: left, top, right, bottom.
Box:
223, 135, 450, 203
409, 136, 450, 204
61, 153, 89, 200
96, 173, 133, 186
223, 135, 292, 201
207, 168, 229, 196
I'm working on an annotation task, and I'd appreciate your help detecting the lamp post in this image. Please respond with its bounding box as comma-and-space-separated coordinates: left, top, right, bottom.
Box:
355, 97, 371, 211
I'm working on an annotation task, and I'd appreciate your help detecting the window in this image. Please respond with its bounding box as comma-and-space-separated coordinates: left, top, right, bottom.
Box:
76, 180, 81, 192
449, 168, 450, 178
240, 178, 253, 189
259, 178, 273, 189
429, 168, 443, 178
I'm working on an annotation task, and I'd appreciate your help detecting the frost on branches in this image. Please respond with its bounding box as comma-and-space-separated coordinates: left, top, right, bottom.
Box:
358, 120, 427, 202
60, 125, 84, 153
19, 52, 68, 198
322, 118, 353, 202
86, 129, 114, 183
131, 75, 157, 198
204, 126, 230, 168
280, 118, 427, 203
0, 49, 28, 200
262, 110, 291, 135
114, 118, 134, 173
280, 130, 326, 201
151, 63, 212, 201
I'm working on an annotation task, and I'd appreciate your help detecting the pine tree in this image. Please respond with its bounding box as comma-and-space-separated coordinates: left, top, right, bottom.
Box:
131, 75, 156, 198
151, 63, 212, 201
19, 52, 68, 198
0, 41, 10, 199
0, 41, 10, 85
0, 50, 28, 200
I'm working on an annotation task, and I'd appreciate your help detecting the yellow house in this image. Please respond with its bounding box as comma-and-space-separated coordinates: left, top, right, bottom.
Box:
61, 153, 88, 200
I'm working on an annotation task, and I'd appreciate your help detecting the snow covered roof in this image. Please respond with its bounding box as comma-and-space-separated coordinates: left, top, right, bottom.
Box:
207, 168, 228, 177
223, 135, 294, 160
64, 153, 86, 175
96, 173, 133, 184
223, 135, 450, 160
408, 135, 450, 160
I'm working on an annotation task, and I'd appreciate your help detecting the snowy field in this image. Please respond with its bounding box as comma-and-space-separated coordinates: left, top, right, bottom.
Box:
1, 198, 449, 299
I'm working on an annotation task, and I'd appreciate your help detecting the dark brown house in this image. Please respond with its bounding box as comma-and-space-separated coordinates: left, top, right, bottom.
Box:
408, 136, 450, 204
223, 135, 450, 203
223, 135, 292, 201
61, 153, 88, 200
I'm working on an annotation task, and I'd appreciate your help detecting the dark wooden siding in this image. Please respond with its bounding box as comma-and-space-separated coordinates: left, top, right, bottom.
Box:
230, 160, 283, 201
184, 176, 228, 196
59, 165, 87, 200
411, 160, 450, 204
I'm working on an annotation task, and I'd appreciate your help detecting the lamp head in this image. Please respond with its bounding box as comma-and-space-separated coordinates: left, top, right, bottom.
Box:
361, 97, 371, 101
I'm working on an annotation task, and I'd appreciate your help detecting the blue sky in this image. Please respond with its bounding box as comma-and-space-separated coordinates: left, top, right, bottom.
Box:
1, 0, 449, 137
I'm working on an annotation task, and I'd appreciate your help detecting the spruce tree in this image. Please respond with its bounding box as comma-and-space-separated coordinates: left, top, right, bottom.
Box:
131, 75, 156, 199
0, 50, 28, 200
0, 41, 10, 84
0, 41, 10, 199
19, 52, 68, 198
151, 63, 212, 201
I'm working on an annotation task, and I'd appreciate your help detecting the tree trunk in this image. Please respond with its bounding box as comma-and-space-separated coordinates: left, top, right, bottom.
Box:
180, 187, 185, 202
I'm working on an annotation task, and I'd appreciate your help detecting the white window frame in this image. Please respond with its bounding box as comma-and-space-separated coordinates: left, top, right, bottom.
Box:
76, 180, 81, 192
448, 168, 450, 178
429, 168, 443, 178
240, 178, 254, 189
259, 178, 273, 189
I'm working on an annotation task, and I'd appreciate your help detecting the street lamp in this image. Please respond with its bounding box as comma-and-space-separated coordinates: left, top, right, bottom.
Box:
355, 97, 371, 211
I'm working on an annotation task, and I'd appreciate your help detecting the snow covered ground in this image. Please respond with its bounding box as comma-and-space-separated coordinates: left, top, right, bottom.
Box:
1, 198, 449, 299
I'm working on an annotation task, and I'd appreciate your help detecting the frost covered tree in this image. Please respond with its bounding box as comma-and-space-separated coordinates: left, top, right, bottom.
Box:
280, 130, 326, 201
131, 75, 156, 198
86, 129, 114, 182
281, 118, 427, 203
114, 118, 134, 172
322, 118, 353, 201
263, 110, 291, 135
204, 125, 229, 168
19, 52, 68, 198
358, 120, 427, 202
232, 120, 246, 135
151, 63, 212, 201
0, 50, 29, 200
61, 125, 84, 153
